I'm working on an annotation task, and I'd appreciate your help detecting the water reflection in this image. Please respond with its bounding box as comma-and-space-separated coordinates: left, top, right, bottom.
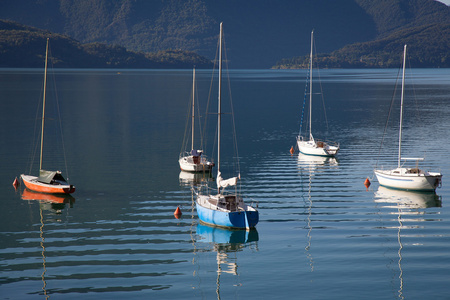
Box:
20, 189, 75, 299
374, 186, 441, 209
194, 224, 258, 299
297, 153, 339, 169
179, 170, 213, 187
21, 189, 76, 213
374, 187, 441, 299
296, 153, 338, 272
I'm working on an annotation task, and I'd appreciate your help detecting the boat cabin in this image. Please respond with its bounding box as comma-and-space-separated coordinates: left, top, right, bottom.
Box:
38, 170, 69, 185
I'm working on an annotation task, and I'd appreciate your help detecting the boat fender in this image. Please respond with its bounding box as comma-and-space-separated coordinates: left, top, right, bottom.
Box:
435, 178, 441, 188
12, 177, 19, 189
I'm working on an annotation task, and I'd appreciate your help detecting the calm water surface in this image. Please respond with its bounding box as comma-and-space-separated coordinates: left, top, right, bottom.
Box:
0, 68, 449, 299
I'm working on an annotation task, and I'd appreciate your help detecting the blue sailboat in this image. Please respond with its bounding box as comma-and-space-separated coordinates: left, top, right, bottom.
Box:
195, 23, 259, 230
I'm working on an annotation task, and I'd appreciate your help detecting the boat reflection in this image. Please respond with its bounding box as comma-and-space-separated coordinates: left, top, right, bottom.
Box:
21, 188, 75, 212
196, 223, 259, 244
179, 170, 213, 187
20, 189, 75, 299
374, 186, 441, 209
296, 153, 338, 272
297, 153, 339, 167
374, 186, 441, 299
297, 153, 338, 171
194, 224, 258, 299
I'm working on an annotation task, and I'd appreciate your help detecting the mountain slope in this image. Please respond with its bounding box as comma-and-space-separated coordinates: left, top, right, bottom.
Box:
355, 0, 450, 36
0, 0, 378, 68
273, 23, 450, 68
0, 20, 213, 68
0, 0, 449, 68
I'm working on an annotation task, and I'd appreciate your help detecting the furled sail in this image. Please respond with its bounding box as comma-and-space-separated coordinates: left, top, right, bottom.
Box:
216, 171, 238, 189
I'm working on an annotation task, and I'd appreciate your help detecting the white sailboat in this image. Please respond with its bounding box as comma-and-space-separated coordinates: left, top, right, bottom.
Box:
374, 45, 442, 192
21, 38, 75, 194
179, 68, 214, 172
196, 23, 259, 230
297, 30, 339, 157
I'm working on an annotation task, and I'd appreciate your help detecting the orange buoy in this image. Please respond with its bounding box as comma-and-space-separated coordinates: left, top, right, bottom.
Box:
174, 206, 182, 219
12, 177, 19, 189
290, 146, 295, 155
364, 178, 371, 188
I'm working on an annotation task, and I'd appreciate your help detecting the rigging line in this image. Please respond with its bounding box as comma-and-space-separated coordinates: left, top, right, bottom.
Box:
406, 56, 423, 132
28, 59, 47, 175
180, 77, 193, 154
205, 36, 221, 163
203, 39, 220, 160
299, 66, 310, 137
48, 42, 70, 182
313, 38, 330, 133
375, 66, 403, 169
222, 35, 241, 181
29, 95, 43, 174
195, 77, 206, 151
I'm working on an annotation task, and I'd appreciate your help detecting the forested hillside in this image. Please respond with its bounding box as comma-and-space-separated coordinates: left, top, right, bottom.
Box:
0, 0, 378, 68
274, 23, 450, 68
0, 0, 449, 68
355, 0, 450, 36
0, 20, 212, 68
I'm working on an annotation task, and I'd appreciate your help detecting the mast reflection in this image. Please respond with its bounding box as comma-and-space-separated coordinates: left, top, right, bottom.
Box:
297, 153, 338, 271
21, 189, 75, 298
374, 186, 441, 299
194, 224, 258, 299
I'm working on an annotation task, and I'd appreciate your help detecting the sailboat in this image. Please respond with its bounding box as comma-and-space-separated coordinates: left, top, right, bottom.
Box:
21, 38, 75, 194
196, 23, 259, 230
297, 30, 339, 157
179, 68, 215, 172
374, 45, 442, 192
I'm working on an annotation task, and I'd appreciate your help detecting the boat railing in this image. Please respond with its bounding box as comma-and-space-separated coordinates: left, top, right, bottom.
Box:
246, 197, 259, 209
297, 135, 339, 148
195, 184, 259, 211
297, 135, 307, 142
195, 184, 215, 195
179, 151, 213, 164
316, 138, 339, 148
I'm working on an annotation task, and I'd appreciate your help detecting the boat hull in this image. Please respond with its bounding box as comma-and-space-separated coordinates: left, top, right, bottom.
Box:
297, 139, 339, 157
374, 169, 442, 192
196, 195, 258, 229
21, 174, 75, 194
179, 156, 214, 172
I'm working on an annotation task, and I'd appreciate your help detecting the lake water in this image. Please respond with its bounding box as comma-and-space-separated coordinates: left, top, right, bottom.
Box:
1, 68, 449, 299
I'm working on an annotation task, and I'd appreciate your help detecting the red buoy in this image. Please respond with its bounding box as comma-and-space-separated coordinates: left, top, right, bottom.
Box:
12, 177, 19, 189
364, 178, 371, 189
174, 206, 182, 219
290, 146, 295, 155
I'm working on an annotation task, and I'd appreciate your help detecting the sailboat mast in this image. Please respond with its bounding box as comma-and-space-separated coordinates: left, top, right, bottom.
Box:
398, 44, 407, 168
39, 38, 49, 171
218, 22, 223, 175
191, 68, 195, 151
309, 30, 313, 140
